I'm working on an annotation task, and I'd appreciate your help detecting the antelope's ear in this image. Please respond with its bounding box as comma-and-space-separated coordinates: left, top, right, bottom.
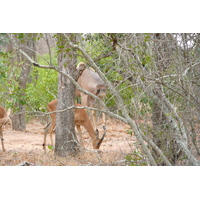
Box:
7, 108, 11, 116
77, 62, 86, 69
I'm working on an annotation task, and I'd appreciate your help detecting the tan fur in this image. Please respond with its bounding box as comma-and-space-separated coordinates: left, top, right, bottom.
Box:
0, 106, 11, 152
75, 62, 107, 128
43, 99, 105, 150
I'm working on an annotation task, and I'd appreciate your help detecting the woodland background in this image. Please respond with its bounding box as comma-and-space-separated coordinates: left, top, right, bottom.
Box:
1, 1, 200, 200
1, 33, 200, 166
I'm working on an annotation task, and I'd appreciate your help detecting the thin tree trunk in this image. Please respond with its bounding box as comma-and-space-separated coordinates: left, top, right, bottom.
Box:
11, 35, 36, 131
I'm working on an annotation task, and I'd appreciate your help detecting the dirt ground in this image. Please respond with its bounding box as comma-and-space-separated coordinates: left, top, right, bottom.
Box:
0, 119, 137, 166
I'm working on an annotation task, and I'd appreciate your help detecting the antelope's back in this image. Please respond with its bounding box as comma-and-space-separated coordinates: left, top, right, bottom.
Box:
77, 68, 106, 96
74, 103, 88, 124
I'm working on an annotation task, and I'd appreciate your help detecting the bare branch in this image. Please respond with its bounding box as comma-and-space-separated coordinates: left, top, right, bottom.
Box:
9, 37, 106, 109
63, 33, 157, 166
141, 134, 172, 166
9, 38, 127, 125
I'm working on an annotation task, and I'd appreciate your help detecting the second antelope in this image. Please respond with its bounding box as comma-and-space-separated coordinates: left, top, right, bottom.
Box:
0, 106, 11, 152
76, 62, 107, 128
43, 99, 106, 150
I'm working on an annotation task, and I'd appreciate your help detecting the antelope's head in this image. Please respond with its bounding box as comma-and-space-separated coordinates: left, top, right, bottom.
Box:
6, 108, 12, 125
93, 126, 106, 149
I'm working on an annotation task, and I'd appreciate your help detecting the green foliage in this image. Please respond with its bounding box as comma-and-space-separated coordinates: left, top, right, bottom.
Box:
126, 129, 133, 136
25, 50, 58, 112
0, 34, 154, 121
48, 145, 55, 150
0, 34, 9, 49
1, 39, 58, 114
26, 67, 58, 112
78, 34, 142, 117
0, 50, 16, 108
0, 50, 13, 81
13, 33, 44, 43
125, 151, 147, 166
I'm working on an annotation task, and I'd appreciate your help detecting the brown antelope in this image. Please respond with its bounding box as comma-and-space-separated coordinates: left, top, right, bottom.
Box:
43, 99, 106, 150
0, 106, 11, 152
76, 62, 107, 128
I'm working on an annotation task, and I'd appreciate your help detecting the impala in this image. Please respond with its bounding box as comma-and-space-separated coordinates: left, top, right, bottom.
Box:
76, 62, 107, 128
43, 99, 106, 150
0, 106, 11, 152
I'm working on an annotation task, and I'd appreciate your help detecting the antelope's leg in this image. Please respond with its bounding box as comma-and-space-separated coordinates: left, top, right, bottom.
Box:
87, 95, 97, 129
0, 126, 5, 152
80, 93, 88, 106
102, 112, 106, 127
43, 124, 48, 150
1, 138, 5, 152
90, 109, 97, 129
43, 122, 51, 150
49, 120, 56, 147
43, 120, 55, 150
76, 125, 84, 147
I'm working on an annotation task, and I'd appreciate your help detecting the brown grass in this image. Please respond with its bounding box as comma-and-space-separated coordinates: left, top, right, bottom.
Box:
0, 119, 136, 166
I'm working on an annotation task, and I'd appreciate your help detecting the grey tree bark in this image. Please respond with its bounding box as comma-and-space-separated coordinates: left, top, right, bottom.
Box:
55, 33, 78, 156
11, 34, 36, 131
63, 33, 158, 165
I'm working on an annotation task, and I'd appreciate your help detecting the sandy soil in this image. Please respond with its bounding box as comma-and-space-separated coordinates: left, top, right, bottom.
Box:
0, 119, 137, 166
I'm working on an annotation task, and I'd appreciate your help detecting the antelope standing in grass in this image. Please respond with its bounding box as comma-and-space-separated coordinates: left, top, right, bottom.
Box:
0, 106, 11, 152
43, 99, 106, 150
76, 62, 107, 128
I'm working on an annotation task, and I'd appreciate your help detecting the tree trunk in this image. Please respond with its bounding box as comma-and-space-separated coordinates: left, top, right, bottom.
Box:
55, 33, 78, 156
12, 35, 36, 131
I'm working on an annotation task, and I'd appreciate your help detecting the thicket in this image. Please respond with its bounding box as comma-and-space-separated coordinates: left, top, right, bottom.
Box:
1, 33, 200, 165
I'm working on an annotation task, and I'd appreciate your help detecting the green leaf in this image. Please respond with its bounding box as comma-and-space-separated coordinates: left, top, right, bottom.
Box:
48, 145, 55, 150
126, 129, 133, 136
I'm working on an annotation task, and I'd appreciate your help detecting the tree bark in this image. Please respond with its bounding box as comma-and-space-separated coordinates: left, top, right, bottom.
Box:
12, 34, 36, 131
64, 34, 157, 165
55, 33, 78, 156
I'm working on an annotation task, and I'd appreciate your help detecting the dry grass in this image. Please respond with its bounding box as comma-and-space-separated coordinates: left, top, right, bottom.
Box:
0, 118, 136, 166
0, 149, 129, 166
